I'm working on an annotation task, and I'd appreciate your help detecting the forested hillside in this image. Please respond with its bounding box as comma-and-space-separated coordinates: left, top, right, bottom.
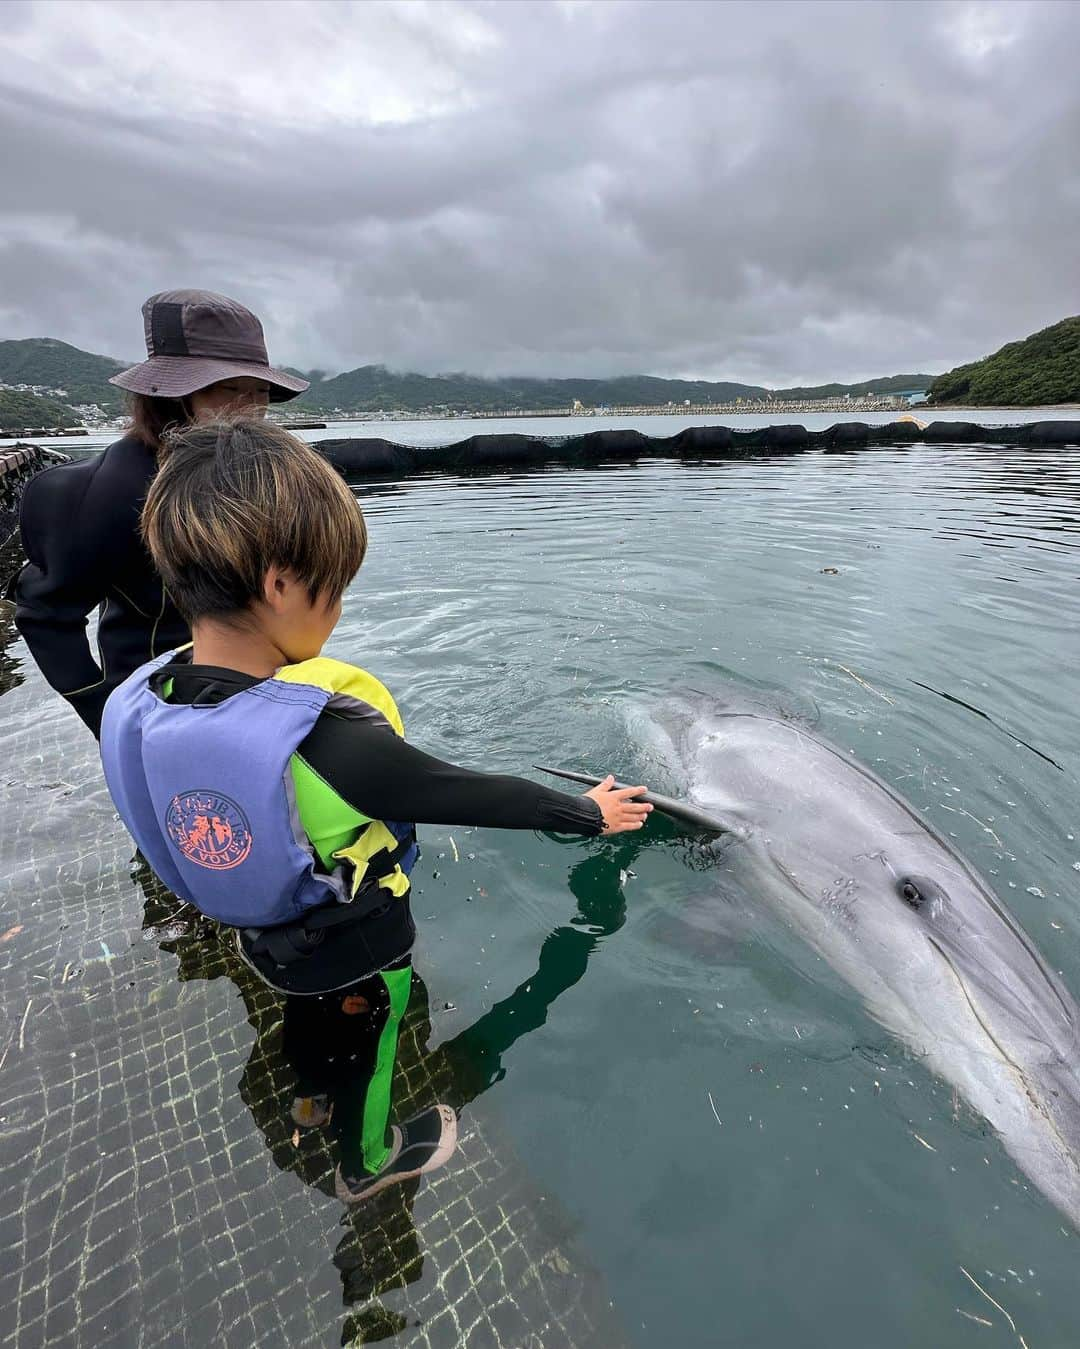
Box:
927, 317, 1079, 406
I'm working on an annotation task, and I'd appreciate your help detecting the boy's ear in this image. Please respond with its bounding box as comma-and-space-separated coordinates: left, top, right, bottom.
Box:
262, 566, 290, 611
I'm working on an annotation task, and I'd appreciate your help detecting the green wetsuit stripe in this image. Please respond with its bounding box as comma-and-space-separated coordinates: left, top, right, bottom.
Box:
361, 965, 413, 1172
289, 751, 371, 871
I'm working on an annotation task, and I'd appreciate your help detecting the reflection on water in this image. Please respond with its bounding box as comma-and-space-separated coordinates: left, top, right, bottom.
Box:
131, 836, 636, 1345
1, 445, 1079, 1349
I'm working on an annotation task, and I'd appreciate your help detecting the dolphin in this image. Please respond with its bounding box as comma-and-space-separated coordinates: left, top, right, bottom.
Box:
541, 689, 1080, 1229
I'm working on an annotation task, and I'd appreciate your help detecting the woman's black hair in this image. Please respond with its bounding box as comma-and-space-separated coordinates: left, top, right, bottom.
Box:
128, 392, 192, 452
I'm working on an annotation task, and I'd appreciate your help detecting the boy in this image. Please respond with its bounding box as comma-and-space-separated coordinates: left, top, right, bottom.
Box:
100, 417, 651, 1202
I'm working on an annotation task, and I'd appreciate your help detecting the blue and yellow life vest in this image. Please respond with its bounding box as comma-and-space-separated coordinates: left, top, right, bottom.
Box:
100, 651, 417, 930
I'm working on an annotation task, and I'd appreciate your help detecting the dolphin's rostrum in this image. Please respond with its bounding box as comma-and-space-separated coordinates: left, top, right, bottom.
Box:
534, 764, 746, 836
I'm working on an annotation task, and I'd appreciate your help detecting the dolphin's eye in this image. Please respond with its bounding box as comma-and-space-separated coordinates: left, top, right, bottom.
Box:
899, 880, 923, 909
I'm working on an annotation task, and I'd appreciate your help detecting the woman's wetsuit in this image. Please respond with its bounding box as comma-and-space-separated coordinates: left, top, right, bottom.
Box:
12, 435, 188, 737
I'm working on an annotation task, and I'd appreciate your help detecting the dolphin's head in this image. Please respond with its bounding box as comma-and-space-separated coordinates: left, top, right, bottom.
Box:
655, 690, 1080, 1223
884, 853, 1080, 1165
782, 798, 1080, 1223
794, 814, 1080, 1223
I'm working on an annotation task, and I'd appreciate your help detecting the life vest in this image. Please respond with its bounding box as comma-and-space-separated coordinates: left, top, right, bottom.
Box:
100, 650, 417, 930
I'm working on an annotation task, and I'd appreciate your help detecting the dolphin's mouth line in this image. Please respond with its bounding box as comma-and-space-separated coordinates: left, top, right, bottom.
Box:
928, 935, 1077, 1166
769, 852, 822, 912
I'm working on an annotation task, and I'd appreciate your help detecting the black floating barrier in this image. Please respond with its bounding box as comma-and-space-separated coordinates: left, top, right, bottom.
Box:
312, 419, 1080, 476
1016, 421, 1080, 446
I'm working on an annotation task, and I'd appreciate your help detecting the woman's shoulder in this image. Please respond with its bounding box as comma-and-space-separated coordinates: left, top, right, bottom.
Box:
20, 433, 156, 541
96, 432, 158, 477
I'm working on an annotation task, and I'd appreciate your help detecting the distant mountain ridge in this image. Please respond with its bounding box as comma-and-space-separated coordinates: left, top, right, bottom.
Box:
927, 317, 1079, 407
288, 367, 935, 414
290, 368, 766, 414
0, 334, 934, 420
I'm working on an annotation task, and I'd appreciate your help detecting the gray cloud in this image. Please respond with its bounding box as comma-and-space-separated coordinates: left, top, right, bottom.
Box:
0, 0, 1077, 384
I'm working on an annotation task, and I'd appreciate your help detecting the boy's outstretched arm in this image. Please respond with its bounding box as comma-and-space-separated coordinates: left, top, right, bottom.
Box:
297, 718, 651, 836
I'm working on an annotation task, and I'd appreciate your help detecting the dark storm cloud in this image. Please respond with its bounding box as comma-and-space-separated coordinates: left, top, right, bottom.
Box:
0, 0, 1077, 383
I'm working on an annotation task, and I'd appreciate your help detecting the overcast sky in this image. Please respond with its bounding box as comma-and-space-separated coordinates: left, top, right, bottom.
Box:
1, 0, 1078, 385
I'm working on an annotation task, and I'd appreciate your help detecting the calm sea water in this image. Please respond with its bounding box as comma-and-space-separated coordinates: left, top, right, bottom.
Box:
2, 440, 1079, 1347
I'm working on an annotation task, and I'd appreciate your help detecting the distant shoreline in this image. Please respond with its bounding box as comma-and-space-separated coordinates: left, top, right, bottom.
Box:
282, 400, 1077, 426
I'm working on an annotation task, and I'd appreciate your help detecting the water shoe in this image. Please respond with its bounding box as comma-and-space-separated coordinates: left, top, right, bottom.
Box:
335, 1104, 457, 1203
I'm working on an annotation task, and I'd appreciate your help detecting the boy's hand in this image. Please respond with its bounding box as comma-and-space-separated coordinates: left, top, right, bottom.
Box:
584, 776, 653, 834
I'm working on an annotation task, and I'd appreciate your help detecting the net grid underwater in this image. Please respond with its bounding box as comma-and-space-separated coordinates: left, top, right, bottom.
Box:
1, 430, 1080, 1348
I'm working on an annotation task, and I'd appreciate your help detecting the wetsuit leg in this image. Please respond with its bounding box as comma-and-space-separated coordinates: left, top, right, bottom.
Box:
333, 960, 413, 1176
282, 992, 337, 1098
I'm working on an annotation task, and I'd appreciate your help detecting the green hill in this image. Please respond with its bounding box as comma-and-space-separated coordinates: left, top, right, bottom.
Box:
927, 317, 1080, 407
0, 387, 78, 432
0, 338, 127, 414
774, 374, 933, 400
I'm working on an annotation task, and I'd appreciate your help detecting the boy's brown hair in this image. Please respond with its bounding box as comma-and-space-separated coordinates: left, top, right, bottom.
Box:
142, 416, 367, 624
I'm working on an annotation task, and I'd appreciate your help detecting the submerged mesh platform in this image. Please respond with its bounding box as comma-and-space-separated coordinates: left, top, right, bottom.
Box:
0, 620, 629, 1348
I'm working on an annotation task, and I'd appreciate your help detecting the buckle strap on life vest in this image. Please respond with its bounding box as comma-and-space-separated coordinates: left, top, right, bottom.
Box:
241, 828, 417, 969
361, 828, 416, 888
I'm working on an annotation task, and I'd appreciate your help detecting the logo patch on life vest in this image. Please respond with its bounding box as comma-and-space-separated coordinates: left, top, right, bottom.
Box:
165, 791, 253, 870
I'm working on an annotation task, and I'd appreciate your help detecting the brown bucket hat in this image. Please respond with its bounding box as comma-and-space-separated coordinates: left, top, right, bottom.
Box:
109, 289, 309, 403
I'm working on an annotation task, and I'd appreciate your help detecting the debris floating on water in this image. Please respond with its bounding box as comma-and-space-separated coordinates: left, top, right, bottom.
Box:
959, 1267, 1028, 1349
956, 1308, 994, 1328
706, 1090, 722, 1126
938, 802, 1004, 848
17, 998, 32, 1052
828, 660, 895, 706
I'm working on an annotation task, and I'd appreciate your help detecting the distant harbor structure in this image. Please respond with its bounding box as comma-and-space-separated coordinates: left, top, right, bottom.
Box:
294, 393, 921, 425
473, 394, 915, 419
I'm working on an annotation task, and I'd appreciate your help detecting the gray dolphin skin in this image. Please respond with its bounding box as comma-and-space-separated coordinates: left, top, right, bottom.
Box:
548, 689, 1080, 1229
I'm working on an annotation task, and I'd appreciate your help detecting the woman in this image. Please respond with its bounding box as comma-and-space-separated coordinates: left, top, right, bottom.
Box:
12, 289, 308, 736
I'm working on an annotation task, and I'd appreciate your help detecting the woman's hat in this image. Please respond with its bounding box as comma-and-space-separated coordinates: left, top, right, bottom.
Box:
109, 290, 309, 403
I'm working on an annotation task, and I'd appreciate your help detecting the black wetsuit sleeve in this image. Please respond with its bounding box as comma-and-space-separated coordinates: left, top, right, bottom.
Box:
297, 714, 604, 835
